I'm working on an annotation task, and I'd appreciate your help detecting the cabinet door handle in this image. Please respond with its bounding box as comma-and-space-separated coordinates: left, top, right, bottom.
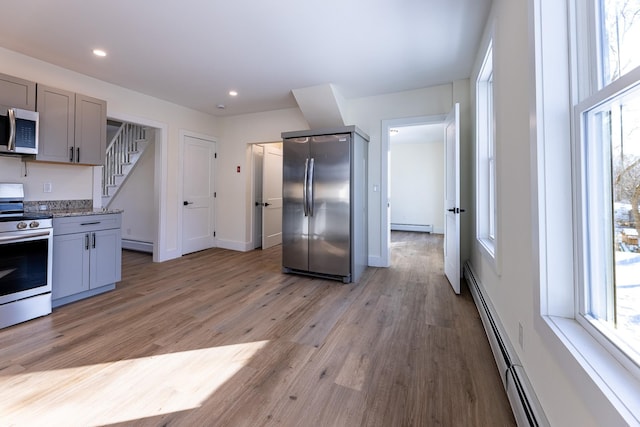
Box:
85, 233, 89, 250
92, 232, 96, 248
77, 147, 80, 163
70, 147, 74, 162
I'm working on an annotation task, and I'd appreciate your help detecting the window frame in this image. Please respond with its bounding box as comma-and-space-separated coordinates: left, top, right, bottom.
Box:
475, 40, 498, 267
531, 0, 640, 423
574, 64, 640, 377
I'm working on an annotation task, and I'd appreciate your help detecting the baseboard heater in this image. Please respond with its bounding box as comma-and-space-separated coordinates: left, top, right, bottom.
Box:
463, 261, 549, 427
122, 239, 153, 253
390, 223, 433, 233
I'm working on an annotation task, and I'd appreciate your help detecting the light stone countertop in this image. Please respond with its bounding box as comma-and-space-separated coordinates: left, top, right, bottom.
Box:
24, 199, 122, 217
47, 208, 123, 218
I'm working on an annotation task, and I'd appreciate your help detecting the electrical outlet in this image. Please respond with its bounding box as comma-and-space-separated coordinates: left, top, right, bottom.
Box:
518, 322, 524, 349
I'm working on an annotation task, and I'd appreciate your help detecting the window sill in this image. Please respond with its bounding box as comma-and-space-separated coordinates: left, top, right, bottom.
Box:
476, 237, 499, 274
544, 315, 640, 425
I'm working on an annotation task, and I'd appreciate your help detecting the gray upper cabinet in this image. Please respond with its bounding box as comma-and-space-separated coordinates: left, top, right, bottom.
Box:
36, 85, 75, 163
75, 93, 107, 165
0, 73, 36, 111
36, 84, 106, 165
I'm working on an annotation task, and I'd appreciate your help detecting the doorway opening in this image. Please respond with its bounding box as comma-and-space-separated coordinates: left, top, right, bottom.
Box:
381, 115, 446, 267
249, 142, 283, 250
101, 114, 167, 262
390, 123, 445, 233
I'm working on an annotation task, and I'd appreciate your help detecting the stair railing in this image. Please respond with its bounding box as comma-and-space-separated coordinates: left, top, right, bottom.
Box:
102, 123, 146, 197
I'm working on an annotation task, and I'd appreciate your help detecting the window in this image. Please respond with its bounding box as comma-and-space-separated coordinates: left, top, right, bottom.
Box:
576, 0, 640, 368
476, 41, 497, 261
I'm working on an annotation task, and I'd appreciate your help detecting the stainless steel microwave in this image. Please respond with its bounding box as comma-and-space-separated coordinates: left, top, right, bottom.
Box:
0, 107, 39, 155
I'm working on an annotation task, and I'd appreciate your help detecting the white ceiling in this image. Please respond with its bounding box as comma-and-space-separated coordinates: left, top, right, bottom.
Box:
0, 0, 491, 117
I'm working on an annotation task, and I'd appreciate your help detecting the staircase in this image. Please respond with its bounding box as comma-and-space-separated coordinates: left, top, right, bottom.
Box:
102, 122, 150, 208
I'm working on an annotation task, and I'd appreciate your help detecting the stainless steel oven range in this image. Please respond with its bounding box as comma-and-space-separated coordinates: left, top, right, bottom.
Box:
0, 183, 53, 329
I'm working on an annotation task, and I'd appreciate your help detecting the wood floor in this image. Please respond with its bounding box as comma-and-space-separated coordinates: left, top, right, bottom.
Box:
0, 232, 515, 426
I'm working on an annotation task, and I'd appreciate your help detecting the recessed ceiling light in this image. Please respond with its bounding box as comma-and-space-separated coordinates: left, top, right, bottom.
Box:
92, 49, 107, 57
217, 104, 226, 109
229, 90, 238, 97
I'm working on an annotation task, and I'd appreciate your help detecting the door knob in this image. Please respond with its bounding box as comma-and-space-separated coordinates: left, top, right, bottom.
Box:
183, 201, 193, 206
447, 208, 456, 212
263, 202, 271, 207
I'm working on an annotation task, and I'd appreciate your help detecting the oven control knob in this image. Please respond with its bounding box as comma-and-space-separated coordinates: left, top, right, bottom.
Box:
17, 222, 28, 230
29, 221, 40, 228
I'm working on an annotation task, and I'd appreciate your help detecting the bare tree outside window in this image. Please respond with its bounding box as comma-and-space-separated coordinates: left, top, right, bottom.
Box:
602, 0, 640, 84
597, 0, 640, 355
611, 92, 640, 351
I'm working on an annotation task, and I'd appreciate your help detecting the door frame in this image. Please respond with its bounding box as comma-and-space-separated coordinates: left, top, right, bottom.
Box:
100, 112, 168, 262
261, 143, 283, 250
178, 130, 218, 255
380, 114, 446, 267
248, 141, 282, 250
251, 144, 265, 249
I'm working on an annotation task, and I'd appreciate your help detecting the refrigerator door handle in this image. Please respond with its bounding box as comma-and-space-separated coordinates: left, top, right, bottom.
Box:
308, 157, 315, 217
303, 158, 310, 216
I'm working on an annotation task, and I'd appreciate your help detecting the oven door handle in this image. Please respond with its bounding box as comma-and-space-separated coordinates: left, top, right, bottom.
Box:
0, 231, 51, 243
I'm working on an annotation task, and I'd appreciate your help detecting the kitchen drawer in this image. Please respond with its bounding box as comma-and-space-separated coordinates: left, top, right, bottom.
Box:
53, 214, 121, 236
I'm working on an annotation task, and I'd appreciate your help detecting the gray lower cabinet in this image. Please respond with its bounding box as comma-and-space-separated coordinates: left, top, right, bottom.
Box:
52, 213, 122, 307
36, 84, 107, 165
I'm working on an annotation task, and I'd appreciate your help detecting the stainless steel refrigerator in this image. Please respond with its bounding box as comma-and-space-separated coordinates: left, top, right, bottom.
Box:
281, 126, 368, 283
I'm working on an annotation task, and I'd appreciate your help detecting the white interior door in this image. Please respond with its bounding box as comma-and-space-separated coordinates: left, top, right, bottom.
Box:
262, 144, 283, 249
444, 103, 461, 294
252, 145, 264, 249
182, 135, 216, 255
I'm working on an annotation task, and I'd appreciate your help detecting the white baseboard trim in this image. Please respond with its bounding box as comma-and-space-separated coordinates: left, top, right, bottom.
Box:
122, 239, 153, 253
156, 247, 181, 262
216, 239, 253, 252
368, 255, 386, 267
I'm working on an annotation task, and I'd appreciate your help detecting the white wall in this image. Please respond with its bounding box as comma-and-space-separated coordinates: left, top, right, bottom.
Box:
468, 0, 597, 425
218, 108, 308, 250
346, 84, 473, 265
0, 157, 93, 201
390, 141, 444, 233
0, 47, 220, 261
